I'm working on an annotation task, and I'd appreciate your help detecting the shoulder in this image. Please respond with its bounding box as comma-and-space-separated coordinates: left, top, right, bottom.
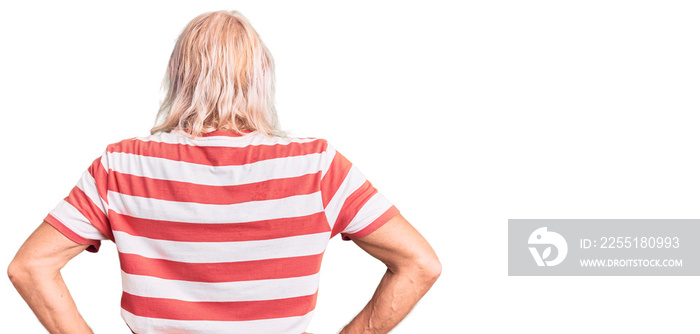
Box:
102, 131, 185, 154
104, 137, 138, 153
250, 133, 332, 154
101, 132, 334, 155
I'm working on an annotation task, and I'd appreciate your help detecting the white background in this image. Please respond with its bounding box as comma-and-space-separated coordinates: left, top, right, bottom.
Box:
1, 0, 699, 333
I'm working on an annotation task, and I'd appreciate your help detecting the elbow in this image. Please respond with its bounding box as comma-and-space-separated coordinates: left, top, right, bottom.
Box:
395, 252, 440, 286
418, 254, 442, 284
390, 251, 442, 285
7, 258, 41, 288
7, 259, 23, 286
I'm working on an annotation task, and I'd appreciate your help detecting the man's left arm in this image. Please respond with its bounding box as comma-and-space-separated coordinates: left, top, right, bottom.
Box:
8, 221, 93, 334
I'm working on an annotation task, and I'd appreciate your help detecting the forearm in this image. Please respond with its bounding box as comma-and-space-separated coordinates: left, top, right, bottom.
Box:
340, 266, 438, 334
9, 269, 92, 334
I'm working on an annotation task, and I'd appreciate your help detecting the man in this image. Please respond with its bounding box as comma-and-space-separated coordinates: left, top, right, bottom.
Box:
8, 10, 440, 334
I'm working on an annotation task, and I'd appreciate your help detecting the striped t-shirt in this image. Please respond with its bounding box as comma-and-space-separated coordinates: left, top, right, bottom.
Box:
44, 129, 399, 334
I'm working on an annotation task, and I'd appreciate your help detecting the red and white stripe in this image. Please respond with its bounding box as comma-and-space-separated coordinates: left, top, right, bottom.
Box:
45, 130, 398, 334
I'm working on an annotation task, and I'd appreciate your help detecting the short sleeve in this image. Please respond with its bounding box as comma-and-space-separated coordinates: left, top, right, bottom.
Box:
320, 143, 400, 240
44, 151, 113, 252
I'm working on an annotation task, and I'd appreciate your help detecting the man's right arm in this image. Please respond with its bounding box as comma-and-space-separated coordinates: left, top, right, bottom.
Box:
340, 214, 441, 334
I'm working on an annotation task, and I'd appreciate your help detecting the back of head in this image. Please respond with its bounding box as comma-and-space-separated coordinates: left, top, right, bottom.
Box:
152, 10, 282, 138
